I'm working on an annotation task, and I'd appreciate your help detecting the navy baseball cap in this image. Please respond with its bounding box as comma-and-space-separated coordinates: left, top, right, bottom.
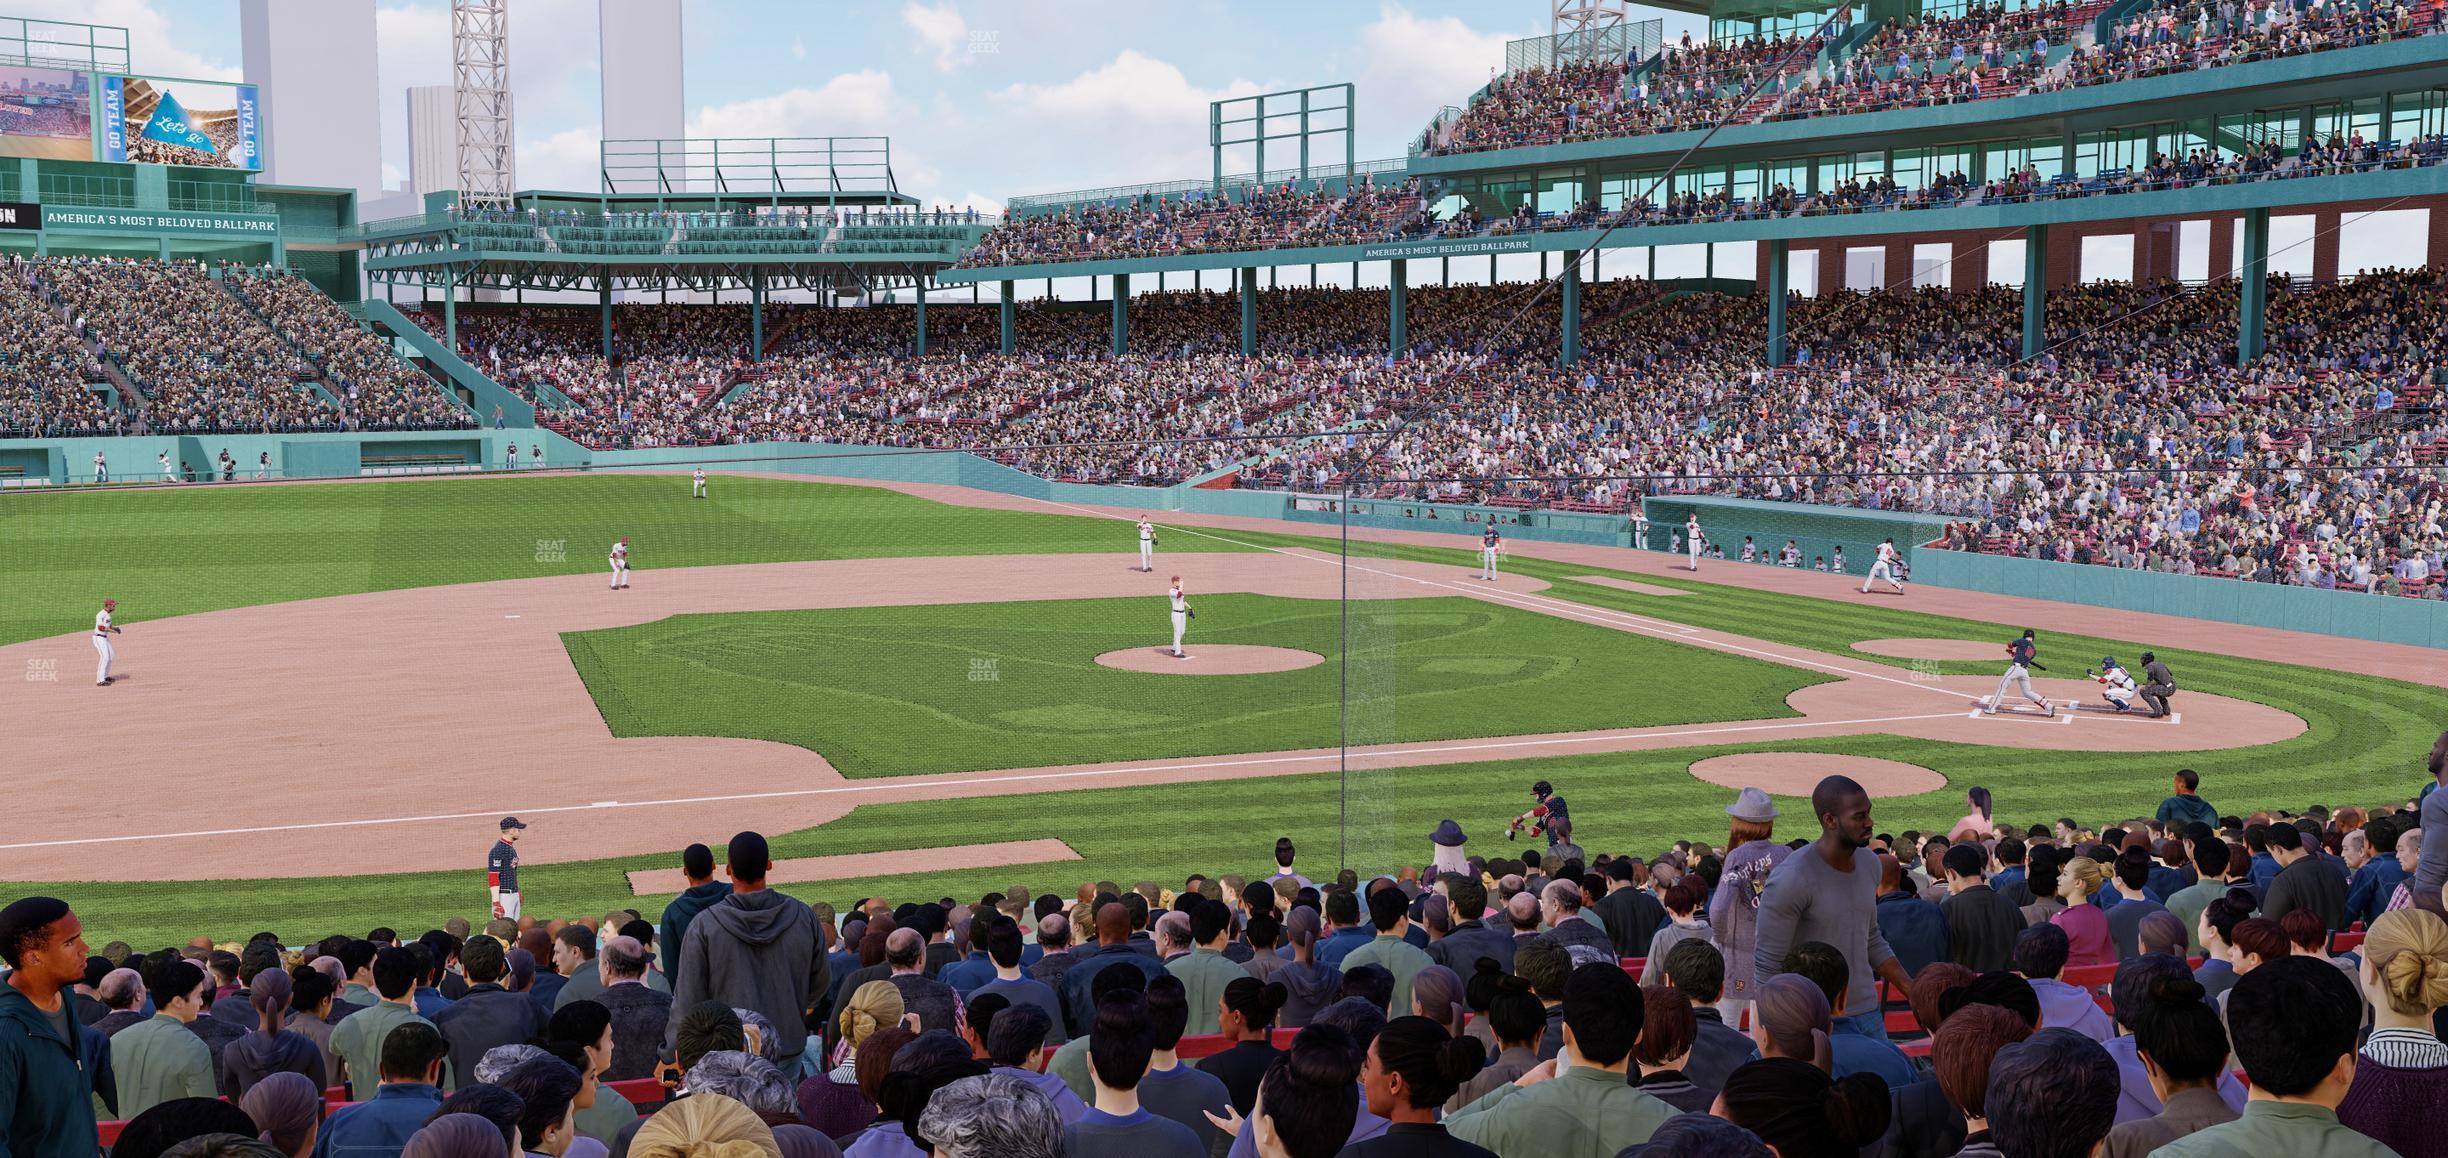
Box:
500, 816, 527, 830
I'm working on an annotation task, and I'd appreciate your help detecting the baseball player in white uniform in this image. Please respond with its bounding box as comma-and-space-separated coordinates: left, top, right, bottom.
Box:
1633, 509, 1650, 550
506, 443, 519, 469
1168, 576, 1191, 659
257, 451, 272, 479
1861, 538, 1907, 594
2090, 657, 2139, 711
158, 452, 175, 483
610, 537, 630, 590
1479, 524, 1504, 581
92, 452, 107, 484
1685, 516, 1706, 571
693, 468, 708, 498
93, 599, 121, 685
1138, 518, 1156, 572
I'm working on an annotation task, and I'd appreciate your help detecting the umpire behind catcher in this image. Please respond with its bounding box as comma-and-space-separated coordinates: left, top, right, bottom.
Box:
2137, 651, 2178, 719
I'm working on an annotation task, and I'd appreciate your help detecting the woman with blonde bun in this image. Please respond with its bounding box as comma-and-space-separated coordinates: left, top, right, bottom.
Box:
796, 982, 909, 1136
626, 1092, 782, 1158
2337, 909, 2448, 1156
2050, 856, 2115, 967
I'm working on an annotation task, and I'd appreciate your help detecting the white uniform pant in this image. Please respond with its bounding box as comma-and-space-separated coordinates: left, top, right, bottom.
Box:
1687, 541, 1703, 570
1171, 610, 1187, 655
1991, 662, 2045, 710
495, 890, 522, 920
1863, 560, 1903, 592
93, 635, 113, 683
611, 560, 629, 588
1140, 540, 1153, 570
1481, 546, 1500, 580
693, 478, 707, 497
2102, 685, 2135, 708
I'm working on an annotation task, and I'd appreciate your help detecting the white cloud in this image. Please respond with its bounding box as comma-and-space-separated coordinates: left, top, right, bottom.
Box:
791, 37, 806, 60
683, 70, 902, 138
1355, 3, 1509, 151
985, 49, 1261, 184
902, 1, 969, 71
517, 124, 602, 193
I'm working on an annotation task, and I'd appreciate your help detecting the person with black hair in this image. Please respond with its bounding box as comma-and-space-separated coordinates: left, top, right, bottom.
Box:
1138, 975, 1234, 1153
0, 896, 100, 1158
328, 946, 434, 1102
432, 935, 536, 1093
110, 1098, 263, 1158
2165, 840, 2233, 955
2103, 847, 2172, 960
668, 832, 828, 1072
543, 999, 635, 1146
2156, 769, 2220, 832
1446, 964, 1675, 1155
986, 1002, 1088, 1124
2100, 955, 2245, 1128
1712, 1058, 1892, 1158
492, 1055, 583, 1157
1316, 891, 1375, 971
658, 843, 733, 984
2262, 823, 2349, 934
1341, 964, 1396, 1015
1777, 942, 1916, 1090
1200, 976, 1288, 1114
117, 958, 218, 1118
2013, 924, 2113, 1042
2099, 970, 2237, 1157
976, 916, 1067, 1044
1168, 898, 1249, 1037
1065, 990, 1204, 1157
314, 1020, 448, 1158
1940, 842, 2027, 973
1655, 939, 1758, 1095
2154, 956, 2391, 1158
425, 1085, 524, 1153
864, 1030, 989, 1156
1341, 1016, 1495, 1157
2018, 846, 2067, 927
2194, 889, 2259, 1007
1428, 873, 1515, 979
1446, 967, 1541, 1112
1984, 1028, 2122, 1158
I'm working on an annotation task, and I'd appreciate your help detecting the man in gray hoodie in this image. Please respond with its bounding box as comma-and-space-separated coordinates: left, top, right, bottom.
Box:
665, 832, 829, 1071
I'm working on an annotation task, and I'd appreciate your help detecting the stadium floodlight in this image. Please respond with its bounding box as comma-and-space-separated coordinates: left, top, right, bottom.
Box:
454, 0, 516, 205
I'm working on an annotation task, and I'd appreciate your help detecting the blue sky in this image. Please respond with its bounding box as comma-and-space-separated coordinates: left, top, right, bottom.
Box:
34, 0, 1704, 208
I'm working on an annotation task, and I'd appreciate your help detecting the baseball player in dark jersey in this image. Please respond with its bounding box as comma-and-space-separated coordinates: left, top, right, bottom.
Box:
489, 817, 527, 919
1986, 629, 2054, 716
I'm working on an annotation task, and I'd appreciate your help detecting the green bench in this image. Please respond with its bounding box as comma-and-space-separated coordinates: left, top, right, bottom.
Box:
360, 453, 473, 475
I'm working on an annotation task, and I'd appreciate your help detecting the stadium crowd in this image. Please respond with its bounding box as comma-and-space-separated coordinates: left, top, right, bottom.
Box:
0, 260, 124, 438
226, 271, 476, 433
40, 257, 345, 436
11, 740, 2448, 1158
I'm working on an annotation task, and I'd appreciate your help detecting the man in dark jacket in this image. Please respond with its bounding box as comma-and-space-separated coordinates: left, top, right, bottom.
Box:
1657, 939, 1758, 1094
1937, 844, 2027, 972
1592, 859, 1666, 959
590, 935, 672, 1082
2260, 823, 2348, 932
665, 831, 829, 1071
1873, 853, 1949, 978
1424, 875, 1515, 977
1058, 902, 1165, 1039
2154, 768, 2220, 831
657, 843, 733, 986
429, 934, 537, 1090
0, 896, 101, 1158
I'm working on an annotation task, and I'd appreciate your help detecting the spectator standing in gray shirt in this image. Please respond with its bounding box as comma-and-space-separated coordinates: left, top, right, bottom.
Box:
1754, 776, 1914, 1039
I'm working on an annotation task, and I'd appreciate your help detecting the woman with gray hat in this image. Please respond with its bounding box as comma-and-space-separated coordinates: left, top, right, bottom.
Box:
1709, 786, 1790, 1040
1429, 821, 1470, 879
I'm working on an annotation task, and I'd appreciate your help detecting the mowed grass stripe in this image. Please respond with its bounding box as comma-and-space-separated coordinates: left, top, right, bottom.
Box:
558, 594, 1832, 777
0, 475, 1247, 646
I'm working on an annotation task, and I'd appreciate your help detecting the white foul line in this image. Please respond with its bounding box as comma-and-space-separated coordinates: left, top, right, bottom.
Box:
0, 710, 1967, 852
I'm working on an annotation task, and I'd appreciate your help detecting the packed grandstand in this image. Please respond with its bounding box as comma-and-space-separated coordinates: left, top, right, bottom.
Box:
13, 768, 2448, 1158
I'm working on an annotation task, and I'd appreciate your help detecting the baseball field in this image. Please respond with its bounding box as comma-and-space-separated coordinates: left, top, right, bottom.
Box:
2, 470, 2438, 947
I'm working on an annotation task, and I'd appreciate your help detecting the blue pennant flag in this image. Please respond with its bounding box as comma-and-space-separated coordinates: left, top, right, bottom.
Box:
140, 90, 218, 156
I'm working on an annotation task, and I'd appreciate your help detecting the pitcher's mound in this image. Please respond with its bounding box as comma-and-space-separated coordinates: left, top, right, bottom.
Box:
1095, 645, 1326, 675
1691, 752, 1946, 798
1854, 638, 2002, 661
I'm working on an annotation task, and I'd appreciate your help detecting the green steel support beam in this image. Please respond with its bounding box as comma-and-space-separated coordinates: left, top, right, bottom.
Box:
1111, 273, 1128, 356
600, 273, 613, 359
1000, 281, 1015, 354
1766, 238, 1789, 364
443, 263, 457, 351
1559, 250, 1582, 367
2239, 208, 2270, 364
749, 271, 764, 362
2022, 225, 2047, 360
915, 284, 928, 356
1388, 260, 1407, 356
1239, 266, 1258, 356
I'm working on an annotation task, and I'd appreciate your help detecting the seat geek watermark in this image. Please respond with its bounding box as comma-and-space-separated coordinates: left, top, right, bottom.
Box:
25, 657, 57, 682
970, 29, 999, 54
969, 658, 1000, 682
535, 538, 567, 564
1912, 657, 1944, 683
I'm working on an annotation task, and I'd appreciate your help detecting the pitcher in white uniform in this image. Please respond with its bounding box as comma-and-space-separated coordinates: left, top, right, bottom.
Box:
610, 537, 630, 589
1168, 576, 1191, 659
1685, 516, 1706, 571
93, 599, 120, 685
1138, 518, 1156, 572
1861, 538, 1907, 594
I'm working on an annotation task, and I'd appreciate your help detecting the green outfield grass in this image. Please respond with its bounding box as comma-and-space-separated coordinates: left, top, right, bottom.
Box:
0, 474, 1245, 648
2, 475, 2436, 948
560, 594, 1830, 776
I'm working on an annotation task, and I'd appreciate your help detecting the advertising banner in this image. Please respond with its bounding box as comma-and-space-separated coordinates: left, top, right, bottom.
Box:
100, 74, 261, 170
0, 66, 92, 160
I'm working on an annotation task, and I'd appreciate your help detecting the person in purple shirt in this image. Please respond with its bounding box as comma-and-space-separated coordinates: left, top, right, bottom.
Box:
2015, 924, 2115, 1041
986, 1004, 1088, 1124
2101, 955, 2246, 1126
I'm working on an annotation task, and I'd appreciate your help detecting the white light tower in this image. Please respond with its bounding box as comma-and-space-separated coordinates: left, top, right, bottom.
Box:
1552, 0, 1632, 63
454, 0, 515, 206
